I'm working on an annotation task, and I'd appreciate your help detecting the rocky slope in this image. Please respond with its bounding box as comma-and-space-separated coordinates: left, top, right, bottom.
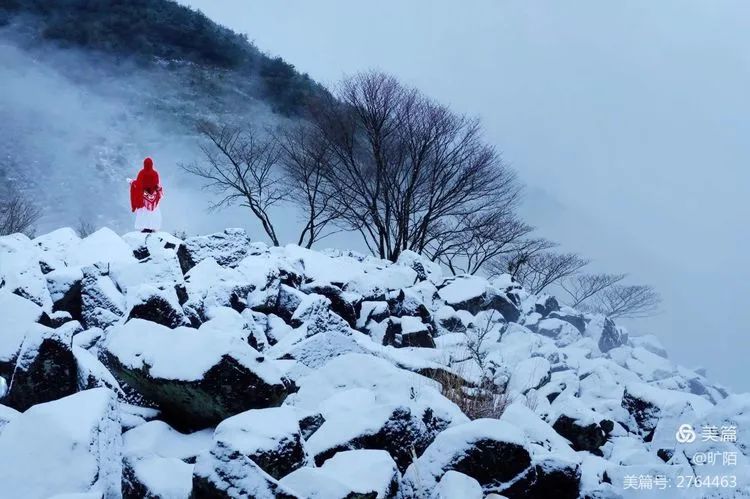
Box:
0, 227, 747, 498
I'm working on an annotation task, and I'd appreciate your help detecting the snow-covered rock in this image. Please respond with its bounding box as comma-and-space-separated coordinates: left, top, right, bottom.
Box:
0, 388, 122, 499
81, 266, 126, 329
178, 228, 252, 272
402, 419, 531, 496
437, 275, 520, 322
122, 420, 212, 498
103, 319, 289, 429
210, 407, 308, 480
192, 434, 302, 499
1, 322, 78, 411
429, 471, 484, 499
280, 449, 400, 498
0, 226, 746, 498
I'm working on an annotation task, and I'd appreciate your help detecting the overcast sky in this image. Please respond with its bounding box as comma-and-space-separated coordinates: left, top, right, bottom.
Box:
181, 0, 750, 390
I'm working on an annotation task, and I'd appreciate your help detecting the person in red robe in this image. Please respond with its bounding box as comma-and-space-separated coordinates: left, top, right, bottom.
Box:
129, 157, 163, 233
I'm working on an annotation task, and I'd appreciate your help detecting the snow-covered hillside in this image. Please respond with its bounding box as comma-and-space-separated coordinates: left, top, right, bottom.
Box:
0, 227, 747, 498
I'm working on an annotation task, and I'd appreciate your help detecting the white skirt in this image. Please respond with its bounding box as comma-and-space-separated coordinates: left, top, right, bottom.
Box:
134, 206, 162, 231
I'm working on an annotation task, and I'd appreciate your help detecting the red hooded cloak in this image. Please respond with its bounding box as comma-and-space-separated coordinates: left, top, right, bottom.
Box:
130, 157, 162, 212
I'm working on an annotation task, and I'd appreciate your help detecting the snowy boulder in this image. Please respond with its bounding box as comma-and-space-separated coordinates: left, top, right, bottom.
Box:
628, 333, 668, 358
495, 457, 580, 499
191, 445, 301, 499
383, 316, 436, 348
402, 419, 531, 496
437, 275, 520, 322
430, 471, 484, 499
286, 354, 468, 471
33, 227, 81, 270
532, 318, 581, 347
122, 420, 212, 499
272, 330, 366, 370
178, 228, 252, 273
308, 404, 451, 473
621, 382, 713, 439
125, 284, 188, 328
81, 265, 126, 329
1, 323, 78, 411
300, 281, 362, 327
396, 249, 442, 284
584, 315, 628, 353
70, 228, 137, 267
295, 449, 399, 499
0, 289, 44, 373
533, 295, 560, 318
264, 284, 307, 322
74, 344, 124, 395
433, 306, 473, 335
552, 414, 614, 456
547, 308, 586, 333
508, 357, 551, 395
0, 388, 122, 499
104, 320, 289, 430
0, 233, 53, 310
122, 231, 186, 261
183, 258, 255, 321
46, 267, 84, 320
210, 407, 308, 480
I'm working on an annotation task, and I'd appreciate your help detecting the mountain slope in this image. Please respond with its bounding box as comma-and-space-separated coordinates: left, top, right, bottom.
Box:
0, 0, 327, 235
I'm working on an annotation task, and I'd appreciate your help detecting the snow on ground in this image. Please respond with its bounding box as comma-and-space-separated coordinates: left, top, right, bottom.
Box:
0, 228, 748, 498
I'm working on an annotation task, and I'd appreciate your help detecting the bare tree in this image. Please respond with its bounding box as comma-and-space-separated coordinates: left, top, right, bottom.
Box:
0, 187, 41, 236
307, 70, 521, 262
76, 217, 96, 238
560, 272, 626, 308
427, 210, 534, 275
582, 284, 661, 319
517, 252, 589, 294
274, 124, 343, 248
182, 121, 287, 245
491, 238, 556, 280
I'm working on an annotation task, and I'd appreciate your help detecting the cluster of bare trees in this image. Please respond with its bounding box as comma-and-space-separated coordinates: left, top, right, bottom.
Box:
184, 70, 660, 319
0, 186, 41, 236
493, 245, 660, 319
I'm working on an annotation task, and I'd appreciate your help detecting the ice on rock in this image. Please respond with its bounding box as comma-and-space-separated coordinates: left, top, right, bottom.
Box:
0, 388, 122, 499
